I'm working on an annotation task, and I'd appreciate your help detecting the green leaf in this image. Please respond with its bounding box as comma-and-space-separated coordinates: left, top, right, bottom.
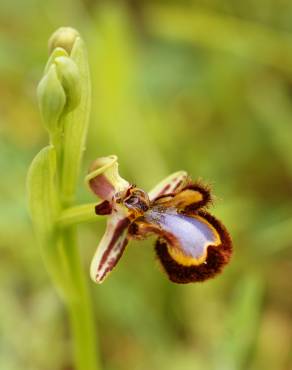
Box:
27, 146, 65, 293
27, 146, 59, 237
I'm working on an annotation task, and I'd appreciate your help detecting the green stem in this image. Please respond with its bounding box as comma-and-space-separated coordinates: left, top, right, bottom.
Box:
53, 134, 100, 370
57, 208, 100, 370
57, 199, 100, 370
58, 203, 99, 228
39, 28, 100, 370
61, 228, 100, 370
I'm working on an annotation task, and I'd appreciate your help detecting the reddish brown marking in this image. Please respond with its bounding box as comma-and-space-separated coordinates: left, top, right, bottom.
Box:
97, 238, 128, 281
173, 179, 184, 191
98, 218, 130, 272
155, 211, 232, 284
154, 178, 185, 200
95, 200, 112, 215
125, 185, 136, 197
128, 220, 140, 236
152, 193, 175, 203
157, 183, 171, 197
89, 174, 114, 199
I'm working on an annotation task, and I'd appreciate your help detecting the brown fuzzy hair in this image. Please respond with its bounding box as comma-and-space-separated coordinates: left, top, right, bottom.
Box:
182, 181, 213, 212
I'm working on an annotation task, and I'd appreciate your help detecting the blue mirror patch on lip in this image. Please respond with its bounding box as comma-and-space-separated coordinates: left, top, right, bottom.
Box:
146, 210, 218, 259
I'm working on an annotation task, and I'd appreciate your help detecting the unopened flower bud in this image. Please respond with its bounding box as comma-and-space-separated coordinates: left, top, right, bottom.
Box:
54, 56, 81, 112
44, 47, 68, 75
37, 64, 66, 134
48, 27, 79, 55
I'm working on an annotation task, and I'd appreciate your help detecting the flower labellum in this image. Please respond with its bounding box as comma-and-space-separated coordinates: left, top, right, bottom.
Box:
86, 156, 232, 284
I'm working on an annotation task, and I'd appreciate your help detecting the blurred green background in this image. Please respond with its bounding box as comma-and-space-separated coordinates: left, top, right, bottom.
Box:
1, 1, 292, 369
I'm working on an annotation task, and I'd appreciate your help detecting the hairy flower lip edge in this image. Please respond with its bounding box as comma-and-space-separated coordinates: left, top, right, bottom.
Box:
129, 210, 222, 265
155, 210, 232, 284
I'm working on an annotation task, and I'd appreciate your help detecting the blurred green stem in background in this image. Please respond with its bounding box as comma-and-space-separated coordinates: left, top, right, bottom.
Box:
27, 28, 100, 370
214, 275, 264, 370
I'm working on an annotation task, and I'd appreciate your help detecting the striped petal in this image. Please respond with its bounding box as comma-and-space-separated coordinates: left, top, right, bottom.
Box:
90, 212, 130, 283
153, 182, 212, 211
148, 171, 188, 202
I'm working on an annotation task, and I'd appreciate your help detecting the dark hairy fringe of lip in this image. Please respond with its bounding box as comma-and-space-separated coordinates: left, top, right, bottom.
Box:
181, 181, 213, 212
155, 211, 232, 284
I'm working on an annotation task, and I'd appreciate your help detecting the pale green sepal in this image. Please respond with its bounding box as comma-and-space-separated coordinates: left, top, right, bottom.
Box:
37, 64, 66, 134
55, 56, 81, 112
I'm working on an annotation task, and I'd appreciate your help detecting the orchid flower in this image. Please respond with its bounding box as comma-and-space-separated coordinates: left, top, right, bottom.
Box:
86, 155, 232, 284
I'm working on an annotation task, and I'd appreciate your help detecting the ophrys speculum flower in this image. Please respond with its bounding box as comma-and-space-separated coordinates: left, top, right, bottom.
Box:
86, 155, 232, 284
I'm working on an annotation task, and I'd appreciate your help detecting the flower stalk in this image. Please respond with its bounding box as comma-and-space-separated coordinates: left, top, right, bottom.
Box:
27, 28, 100, 370
58, 203, 99, 228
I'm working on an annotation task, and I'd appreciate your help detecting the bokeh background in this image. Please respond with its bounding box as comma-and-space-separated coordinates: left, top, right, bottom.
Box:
1, 1, 292, 369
